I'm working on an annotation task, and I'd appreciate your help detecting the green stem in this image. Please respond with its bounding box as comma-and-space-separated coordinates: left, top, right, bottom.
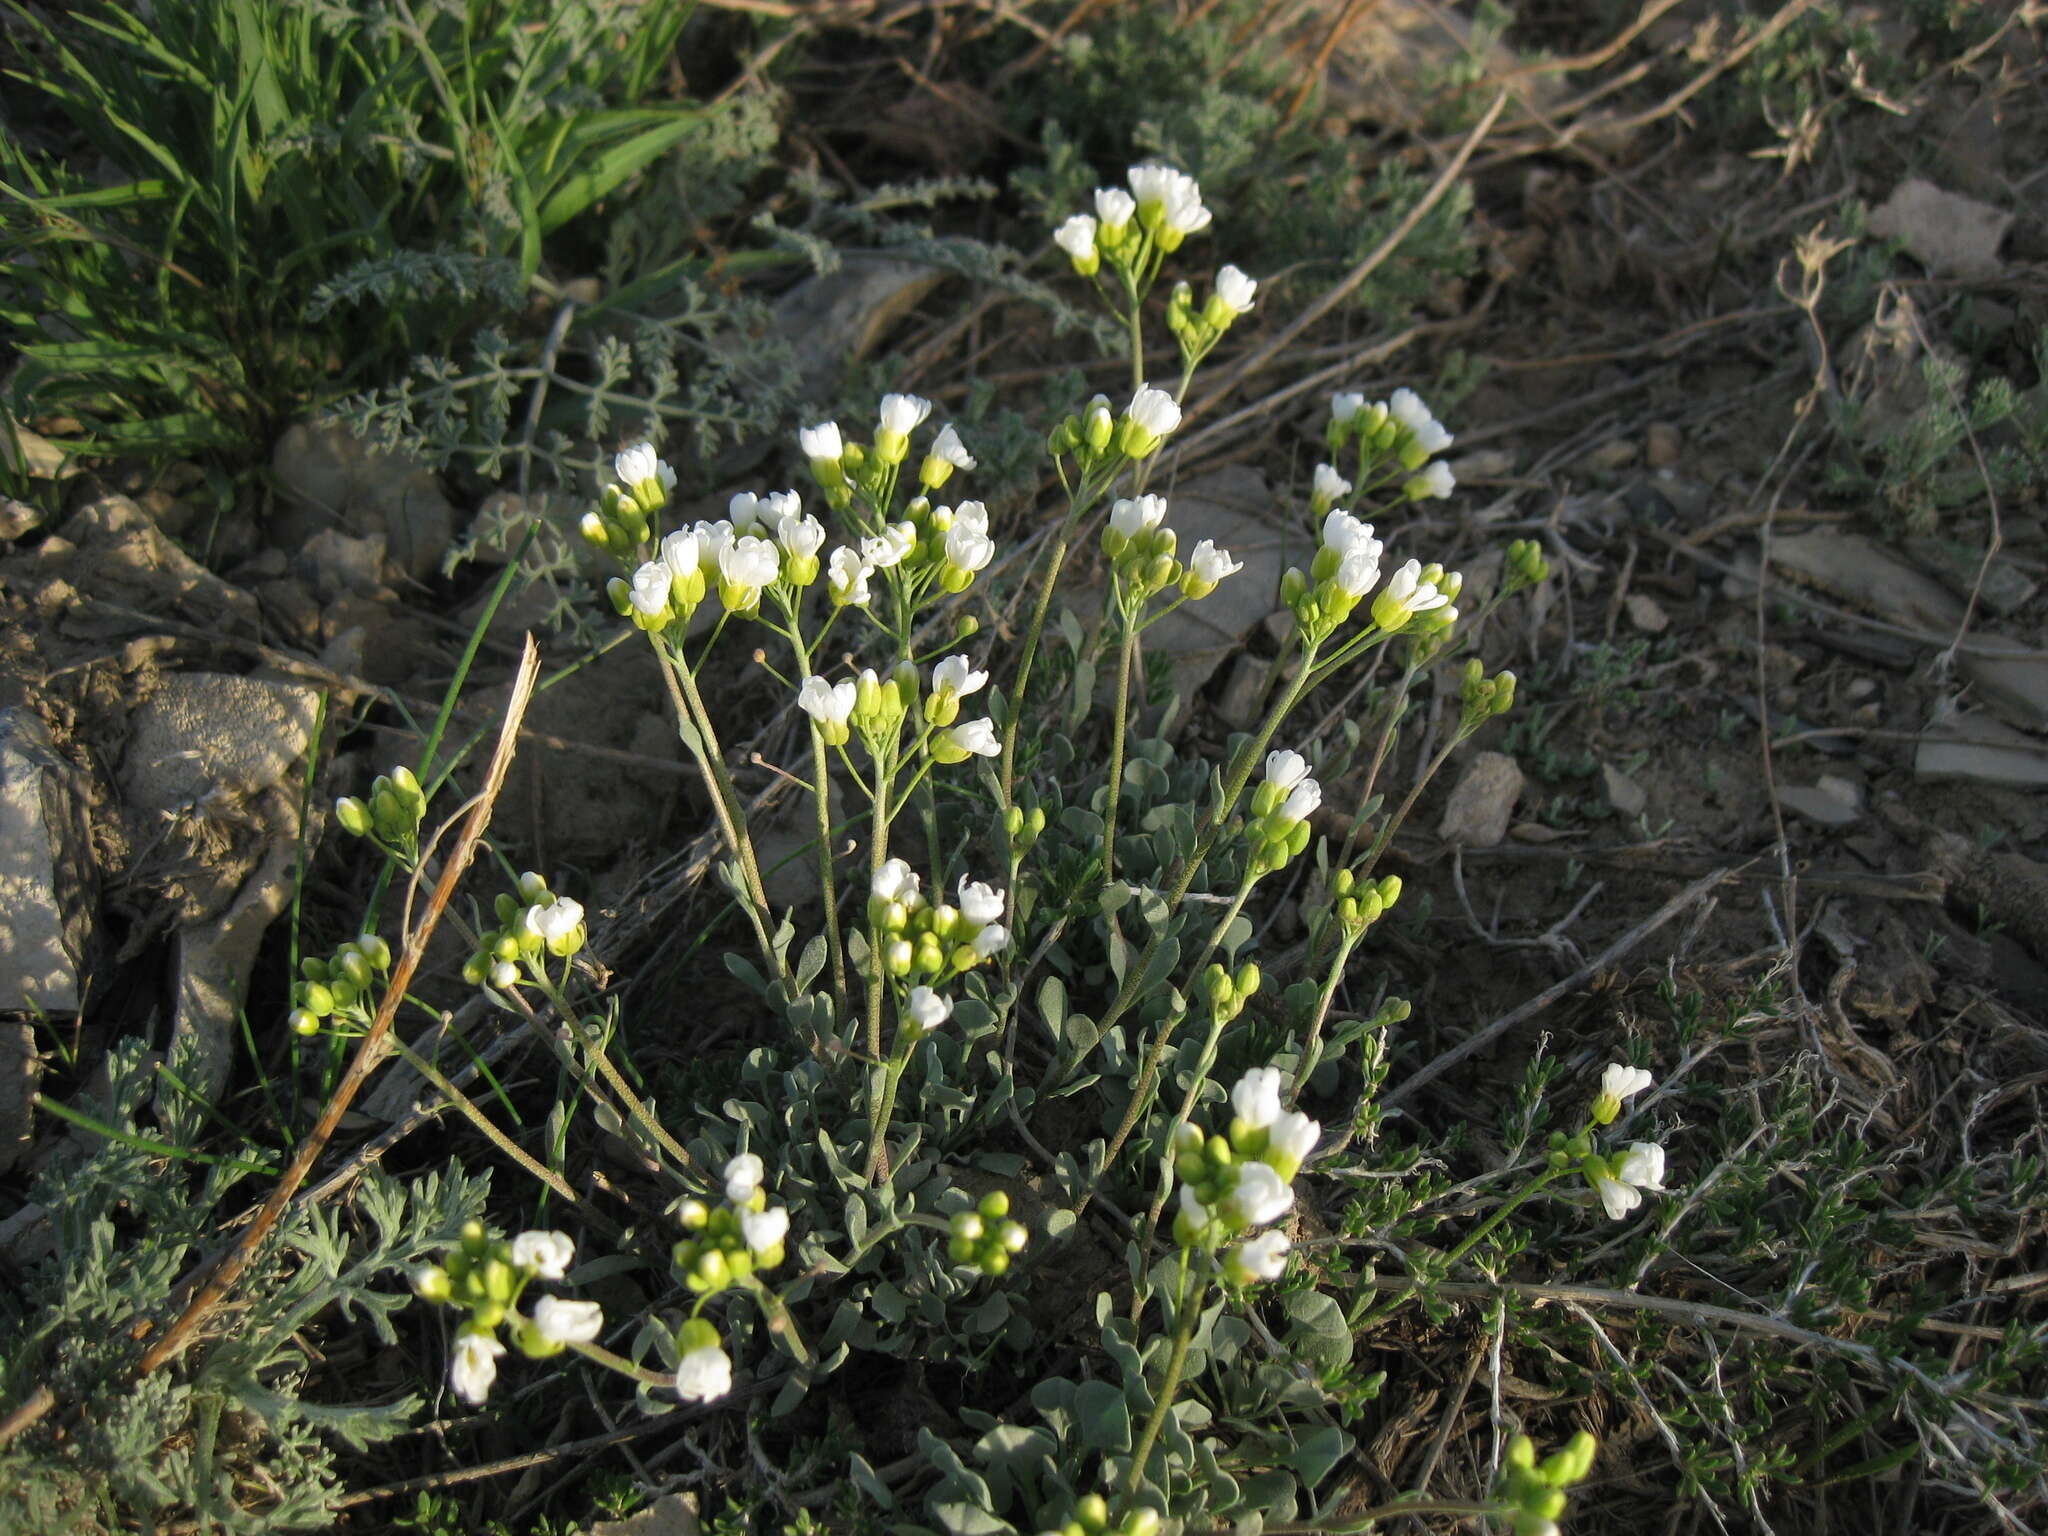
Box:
997, 501, 1089, 812
1124, 1261, 1202, 1500
537, 975, 701, 1178
862, 1046, 912, 1185
1101, 614, 1139, 886
783, 620, 850, 1018
1085, 867, 1260, 1217
1290, 928, 1362, 1109
387, 1036, 594, 1216
655, 637, 784, 985
1349, 1167, 1563, 1331
1053, 637, 1322, 1088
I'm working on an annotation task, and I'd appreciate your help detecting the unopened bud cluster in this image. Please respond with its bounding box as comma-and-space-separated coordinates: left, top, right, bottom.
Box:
1460, 659, 1518, 730
1004, 803, 1048, 859
947, 1189, 1029, 1275
1172, 1066, 1318, 1285
1201, 960, 1262, 1027
1504, 537, 1552, 593
1499, 1431, 1598, 1536
1166, 263, 1257, 367
1325, 868, 1403, 942
1039, 1492, 1161, 1536
288, 933, 392, 1038
869, 861, 1009, 979
334, 765, 426, 861
461, 871, 585, 993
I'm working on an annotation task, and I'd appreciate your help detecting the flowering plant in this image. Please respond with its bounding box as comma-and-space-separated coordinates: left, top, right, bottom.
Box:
333, 157, 1656, 1535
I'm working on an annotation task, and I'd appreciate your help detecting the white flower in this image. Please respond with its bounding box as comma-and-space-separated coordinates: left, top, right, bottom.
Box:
1232, 1067, 1284, 1129
615, 442, 662, 488
878, 392, 932, 436
799, 421, 843, 460
776, 509, 827, 561
450, 1330, 504, 1404
720, 535, 780, 590
1389, 387, 1454, 453
740, 1205, 790, 1256
1231, 1229, 1291, 1282
692, 519, 734, 569
827, 547, 872, 605
957, 876, 1004, 926
945, 520, 994, 574
675, 1340, 733, 1402
1188, 540, 1241, 585
1094, 185, 1136, 231
659, 529, 701, 580
1279, 778, 1322, 823
1601, 1064, 1655, 1103
1127, 163, 1210, 235
1179, 1182, 1210, 1228
1054, 213, 1098, 262
523, 898, 584, 945
727, 491, 768, 533
1332, 544, 1383, 600
1321, 509, 1380, 559
723, 1152, 765, 1205
1593, 1142, 1668, 1221
1125, 385, 1182, 439
1410, 461, 1456, 500
945, 718, 999, 757
906, 986, 952, 1032
531, 1296, 604, 1346
1267, 1110, 1320, 1169
971, 923, 1009, 958
1371, 559, 1451, 628
798, 676, 856, 728
1227, 1161, 1294, 1227
628, 561, 672, 617
872, 858, 922, 907
952, 500, 989, 537
1214, 264, 1257, 313
511, 1230, 575, 1280
861, 522, 916, 569
932, 654, 989, 700
1313, 463, 1352, 504
929, 424, 976, 470
1109, 494, 1169, 538
1330, 391, 1367, 424
1264, 749, 1311, 790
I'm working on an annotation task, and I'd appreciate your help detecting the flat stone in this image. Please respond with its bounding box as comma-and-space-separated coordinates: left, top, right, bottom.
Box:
588, 1493, 701, 1536
1868, 177, 2012, 281
1624, 592, 1669, 633
1437, 751, 1523, 848
0, 496, 44, 540
0, 419, 79, 479
1916, 714, 2048, 788
1779, 783, 1858, 827
1906, 537, 2038, 616
1602, 762, 1647, 819
0, 708, 92, 1015
1769, 530, 1964, 634
271, 420, 459, 582
120, 673, 320, 817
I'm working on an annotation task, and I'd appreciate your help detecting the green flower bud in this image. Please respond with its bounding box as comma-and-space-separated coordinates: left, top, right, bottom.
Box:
335, 796, 372, 837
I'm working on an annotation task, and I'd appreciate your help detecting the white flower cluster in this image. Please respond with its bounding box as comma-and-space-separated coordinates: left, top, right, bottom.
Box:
1280, 507, 1460, 644
1055, 163, 1215, 277
869, 861, 1009, 978
414, 1225, 605, 1406
1579, 1063, 1669, 1221
462, 871, 586, 992
665, 1151, 799, 1403
1172, 1065, 1319, 1285
1249, 748, 1321, 870
1100, 493, 1243, 605
796, 652, 999, 763
1328, 387, 1457, 501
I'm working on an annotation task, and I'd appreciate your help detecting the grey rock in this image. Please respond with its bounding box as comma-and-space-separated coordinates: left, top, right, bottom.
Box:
1602, 762, 1647, 819
1437, 752, 1523, 848
271, 420, 458, 582
1916, 714, 2048, 788
0, 708, 93, 1015
1779, 784, 1858, 827
0, 1024, 36, 1175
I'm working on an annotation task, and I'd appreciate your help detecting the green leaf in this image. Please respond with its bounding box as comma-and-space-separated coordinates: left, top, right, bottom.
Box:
1287, 1425, 1351, 1490
849, 1452, 897, 1510
1074, 1380, 1131, 1453
1280, 1289, 1353, 1369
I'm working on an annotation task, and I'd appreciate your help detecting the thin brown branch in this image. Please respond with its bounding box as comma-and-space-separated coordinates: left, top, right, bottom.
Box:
131, 638, 543, 1376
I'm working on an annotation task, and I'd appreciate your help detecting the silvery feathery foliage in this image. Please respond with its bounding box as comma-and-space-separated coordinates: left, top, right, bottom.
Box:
0, 1039, 490, 1533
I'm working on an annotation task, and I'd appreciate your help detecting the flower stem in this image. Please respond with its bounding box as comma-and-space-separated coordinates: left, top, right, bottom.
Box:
861, 1046, 911, 1185
1290, 927, 1362, 1109
1123, 1261, 1202, 1500
997, 499, 1088, 813
1101, 614, 1139, 886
